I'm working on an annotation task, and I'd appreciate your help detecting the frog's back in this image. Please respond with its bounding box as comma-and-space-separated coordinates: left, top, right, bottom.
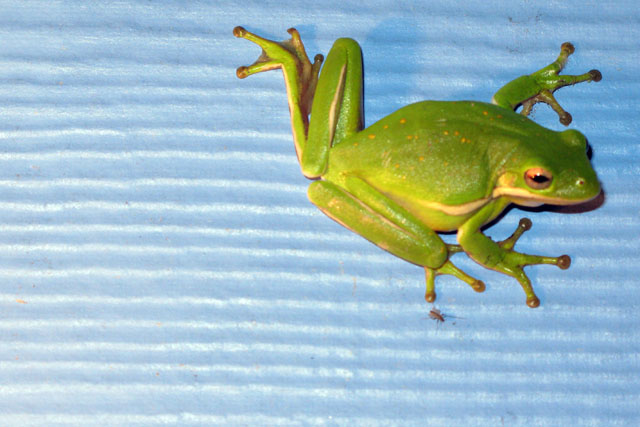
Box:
325, 101, 556, 230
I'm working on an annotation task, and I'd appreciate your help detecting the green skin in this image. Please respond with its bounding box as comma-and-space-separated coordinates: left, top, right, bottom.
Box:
234, 27, 602, 308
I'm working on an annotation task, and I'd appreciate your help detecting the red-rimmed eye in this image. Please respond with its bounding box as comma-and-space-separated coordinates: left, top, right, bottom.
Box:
524, 168, 553, 190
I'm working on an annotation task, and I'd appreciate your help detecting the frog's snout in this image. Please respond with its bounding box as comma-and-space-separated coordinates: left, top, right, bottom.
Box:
575, 176, 601, 202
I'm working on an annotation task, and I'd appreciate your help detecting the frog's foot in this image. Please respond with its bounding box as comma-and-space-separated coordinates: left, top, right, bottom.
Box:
234, 26, 323, 118
496, 218, 571, 308
493, 42, 601, 125
521, 43, 602, 126
424, 260, 485, 303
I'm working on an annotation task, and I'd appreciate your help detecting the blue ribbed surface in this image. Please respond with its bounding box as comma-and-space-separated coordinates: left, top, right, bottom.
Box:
0, 1, 638, 425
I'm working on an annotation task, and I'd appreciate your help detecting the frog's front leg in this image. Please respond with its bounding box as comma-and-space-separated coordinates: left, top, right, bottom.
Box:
458, 203, 570, 308
492, 42, 601, 125
308, 176, 485, 303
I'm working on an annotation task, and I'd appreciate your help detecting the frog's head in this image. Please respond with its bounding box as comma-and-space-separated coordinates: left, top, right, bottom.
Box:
495, 129, 601, 207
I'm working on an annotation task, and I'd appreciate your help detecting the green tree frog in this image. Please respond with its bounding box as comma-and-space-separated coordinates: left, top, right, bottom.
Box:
234, 27, 602, 308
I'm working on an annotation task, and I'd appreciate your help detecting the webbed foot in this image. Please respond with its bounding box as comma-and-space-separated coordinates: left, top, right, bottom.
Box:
497, 218, 571, 308
234, 27, 323, 118
424, 259, 486, 303
492, 42, 601, 125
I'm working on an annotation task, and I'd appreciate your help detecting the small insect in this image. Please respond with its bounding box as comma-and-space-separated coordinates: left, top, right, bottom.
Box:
429, 307, 446, 323
427, 307, 463, 325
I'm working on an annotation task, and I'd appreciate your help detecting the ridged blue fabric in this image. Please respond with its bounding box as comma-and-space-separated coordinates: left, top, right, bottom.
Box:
0, 1, 638, 425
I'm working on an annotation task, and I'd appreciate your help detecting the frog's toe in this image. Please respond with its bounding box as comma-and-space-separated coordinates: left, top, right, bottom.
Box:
233, 26, 248, 38
425, 290, 436, 303
471, 280, 486, 293
235, 66, 249, 79
556, 254, 571, 270
560, 42, 575, 55
559, 111, 573, 126
589, 69, 602, 82
499, 217, 533, 250
526, 295, 541, 308
519, 217, 532, 231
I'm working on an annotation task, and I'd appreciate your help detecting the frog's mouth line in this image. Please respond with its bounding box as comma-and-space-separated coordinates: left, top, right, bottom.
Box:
493, 186, 601, 207
410, 185, 599, 218
407, 188, 597, 220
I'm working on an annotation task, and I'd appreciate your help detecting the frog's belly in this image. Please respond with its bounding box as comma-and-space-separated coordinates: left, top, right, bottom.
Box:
387, 192, 490, 232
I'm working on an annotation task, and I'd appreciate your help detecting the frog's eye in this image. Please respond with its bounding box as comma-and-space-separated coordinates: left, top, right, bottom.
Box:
524, 168, 553, 190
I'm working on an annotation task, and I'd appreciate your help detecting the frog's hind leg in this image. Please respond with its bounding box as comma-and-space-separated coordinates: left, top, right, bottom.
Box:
234, 27, 323, 161
492, 42, 601, 125
308, 177, 485, 303
302, 38, 364, 178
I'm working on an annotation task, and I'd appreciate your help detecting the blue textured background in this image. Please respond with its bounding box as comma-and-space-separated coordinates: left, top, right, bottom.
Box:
0, 1, 638, 425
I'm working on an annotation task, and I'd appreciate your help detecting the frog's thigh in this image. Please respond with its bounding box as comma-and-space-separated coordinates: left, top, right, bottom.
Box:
308, 180, 447, 269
